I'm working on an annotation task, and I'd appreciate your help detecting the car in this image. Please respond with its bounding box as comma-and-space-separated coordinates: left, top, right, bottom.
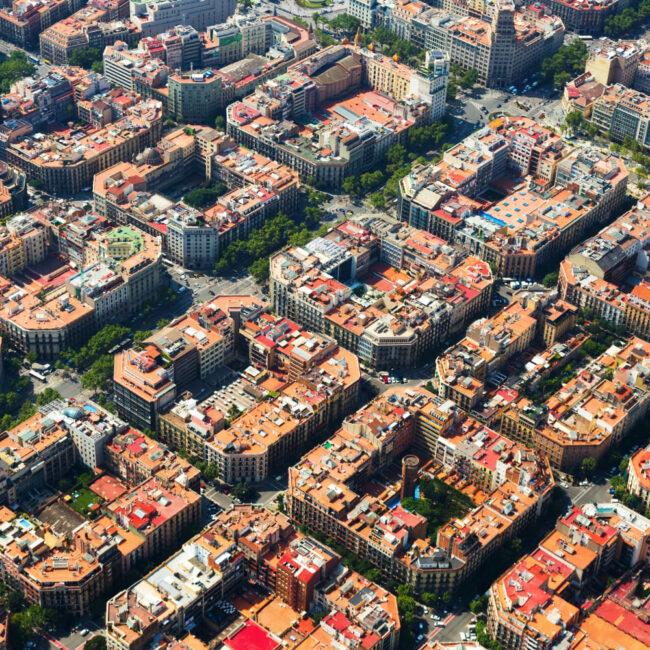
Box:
579, 480, 588, 486
80, 629, 89, 637
70, 397, 76, 402
560, 481, 569, 488
609, 488, 615, 495
222, 488, 230, 494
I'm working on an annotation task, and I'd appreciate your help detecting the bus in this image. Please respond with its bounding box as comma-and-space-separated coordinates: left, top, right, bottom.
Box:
28, 55, 39, 65
29, 369, 46, 382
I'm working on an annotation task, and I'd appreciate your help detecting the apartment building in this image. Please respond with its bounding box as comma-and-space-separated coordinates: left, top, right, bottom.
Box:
205, 347, 360, 482
39, 0, 133, 65
113, 346, 177, 430
487, 502, 650, 650
287, 386, 553, 595
240, 313, 337, 381
209, 139, 300, 213
0, 0, 85, 48
0, 408, 76, 507
158, 391, 227, 458
0, 213, 47, 277
104, 476, 200, 559
0, 513, 141, 616
129, 0, 236, 36
570, 563, 650, 650
559, 195, 650, 331
227, 43, 446, 186
434, 300, 537, 412
592, 83, 650, 149
105, 525, 242, 650
270, 218, 495, 369
1, 69, 77, 128
0, 288, 94, 358
624, 280, 650, 340
537, 0, 621, 34
92, 128, 199, 216
501, 336, 650, 470
5, 99, 163, 195
104, 428, 200, 489
628, 445, 650, 510
64, 224, 164, 327
562, 72, 606, 117
397, 117, 627, 278
414, 2, 564, 88
585, 38, 643, 86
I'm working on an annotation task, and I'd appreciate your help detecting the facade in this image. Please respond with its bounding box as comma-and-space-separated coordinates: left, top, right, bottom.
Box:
592, 83, 650, 149
399, 117, 628, 278
113, 346, 177, 430
66, 224, 164, 327
487, 502, 650, 650
270, 219, 493, 370
129, 0, 236, 36
227, 43, 447, 186
204, 346, 360, 483
537, 0, 622, 34
501, 336, 650, 471
627, 445, 650, 510
287, 386, 553, 596
559, 195, 650, 332
39, 0, 133, 65
5, 99, 163, 195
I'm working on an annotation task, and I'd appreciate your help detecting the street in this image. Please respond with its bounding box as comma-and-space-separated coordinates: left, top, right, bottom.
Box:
203, 476, 286, 510
449, 83, 564, 137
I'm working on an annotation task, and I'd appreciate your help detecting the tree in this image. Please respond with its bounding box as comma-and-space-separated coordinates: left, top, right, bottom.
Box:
582, 457, 596, 478
80, 355, 114, 392
25, 350, 37, 364
85, 637, 107, 650
231, 482, 254, 501
584, 121, 599, 138
542, 271, 558, 288
565, 110, 583, 134
470, 594, 488, 614
541, 39, 588, 89
133, 330, 152, 346
446, 82, 458, 101
68, 48, 103, 71
35, 387, 61, 406
370, 192, 385, 209
342, 175, 359, 196
249, 258, 270, 283
328, 13, 360, 34
157, 318, 170, 329
0, 51, 34, 93
204, 463, 219, 481
183, 182, 227, 209
459, 68, 478, 90
215, 115, 225, 131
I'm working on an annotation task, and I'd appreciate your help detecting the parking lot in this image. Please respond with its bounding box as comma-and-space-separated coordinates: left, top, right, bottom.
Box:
210, 376, 260, 416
